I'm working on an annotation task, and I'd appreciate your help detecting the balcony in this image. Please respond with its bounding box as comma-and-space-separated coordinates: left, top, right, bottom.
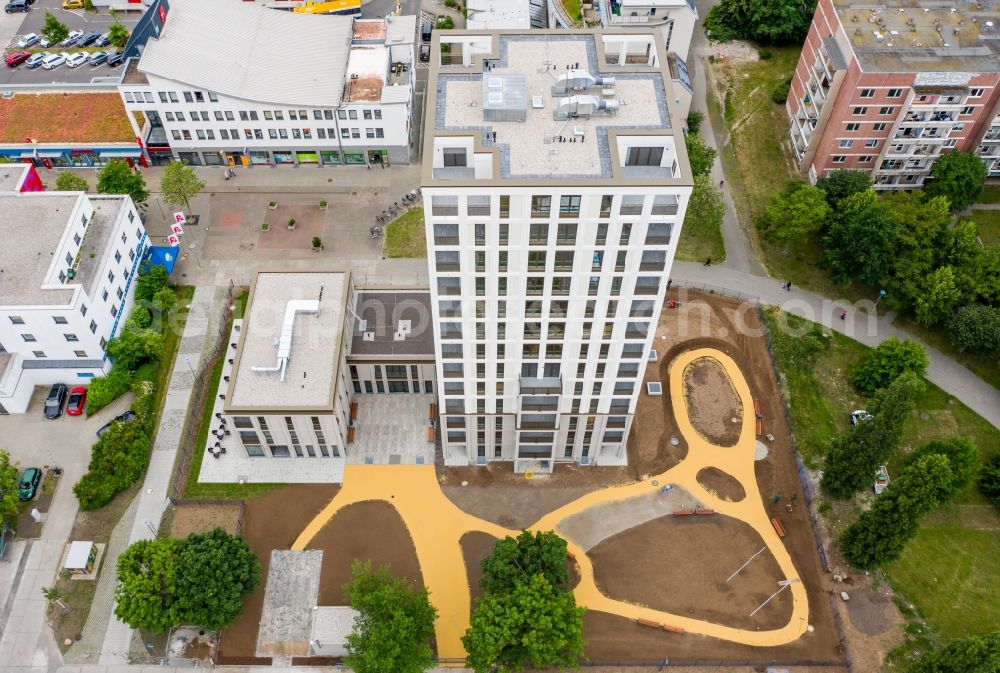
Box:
518, 413, 558, 430
432, 166, 475, 180
520, 396, 558, 412
519, 377, 562, 395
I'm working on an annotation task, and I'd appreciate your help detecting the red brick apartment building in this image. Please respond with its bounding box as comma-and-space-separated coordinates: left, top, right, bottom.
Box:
788, 0, 1000, 189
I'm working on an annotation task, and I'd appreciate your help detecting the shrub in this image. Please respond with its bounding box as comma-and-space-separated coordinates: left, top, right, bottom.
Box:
686, 110, 704, 135
73, 472, 118, 511
75, 421, 151, 509
444, 0, 456, 6
126, 305, 152, 330
150, 286, 178, 331
848, 337, 928, 396
135, 263, 169, 302
948, 304, 1000, 354
771, 76, 792, 104
980, 454, 1000, 508
758, 47, 773, 60
86, 366, 132, 415
107, 328, 164, 371
905, 437, 980, 500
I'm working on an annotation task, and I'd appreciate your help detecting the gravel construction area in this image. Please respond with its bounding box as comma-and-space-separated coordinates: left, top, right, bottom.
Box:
167, 503, 241, 538
696, 467, 746, 502
684, 356, 742, 446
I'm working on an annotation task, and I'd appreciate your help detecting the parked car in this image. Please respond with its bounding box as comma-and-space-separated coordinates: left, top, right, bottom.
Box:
421, 21, 432, 42
5, 0, 30, 13
62, 0, 83, 8
43, 383, 67, 418
96, 409, 137, 438
850, 409, 873, 426
89, 50, 108, 66
18, 468, 41, 501
419, 43, 430, 62
61, 30, 83, 47
25, 51, 49, 69
16, 32, 39, 48
39, 36, 53, 48
78, 31, 101, 47
65, 52, 88, 68
106, 51, 125, 67
5, 50, 31, 67
66, 386, 87, 415
94, 32, 111, 47
41, 52, 67, 70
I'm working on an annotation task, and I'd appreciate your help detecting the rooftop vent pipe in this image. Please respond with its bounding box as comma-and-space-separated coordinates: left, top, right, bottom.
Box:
551, 72, 615, 96
251, 299, 320, 382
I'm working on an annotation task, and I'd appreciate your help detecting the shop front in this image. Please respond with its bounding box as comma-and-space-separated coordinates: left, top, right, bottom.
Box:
0, 145, 146, 169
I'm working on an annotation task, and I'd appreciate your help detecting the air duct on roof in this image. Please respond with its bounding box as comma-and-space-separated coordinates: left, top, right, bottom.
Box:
553, 95, 620, 120
251, 300, 320, 382
551, 72, 615, 96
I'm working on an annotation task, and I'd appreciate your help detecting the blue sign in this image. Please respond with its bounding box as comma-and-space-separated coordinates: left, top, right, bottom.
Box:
147, 245, 180, 274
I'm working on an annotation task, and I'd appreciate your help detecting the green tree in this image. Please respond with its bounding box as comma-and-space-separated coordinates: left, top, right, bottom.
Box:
160, 160, 206, 211
0, 450, 20, 528
343, 561, 436, 673
758, 181, 830, 248
480, 530, 569, 594
114, 537, 181, 633
135, 263, 169, 302
822, 189, 898, 286
906, 437, 979, 501
704, 0, 816, 44
463, 573, 585, 673
848, 337, 928, 396
948, 304, 1000, 354
55, 172, 89, 192
172, 529, 260, 631
686, 110, 704, 135
108, 21, 130, 48
41, 12, 69, 47
959, 246, 1000, 306
980, 454, 1000, 508
924, 150, 987, 211
816, 169, 872, 209
883, 192, 950, 309
908, 632, 1000, 673
915, 266, 963, 327
107, 327, 163, 371
840, 453, 953, 569
681, 174, 726, 257
97, 159, 148, 205
821, 372, 925, 499
684, 134, 716, 178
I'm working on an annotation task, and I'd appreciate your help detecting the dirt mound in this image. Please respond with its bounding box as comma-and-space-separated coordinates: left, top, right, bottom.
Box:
683, 356, 742, 446
696, 467, 746, 502
845, 587, 897, 636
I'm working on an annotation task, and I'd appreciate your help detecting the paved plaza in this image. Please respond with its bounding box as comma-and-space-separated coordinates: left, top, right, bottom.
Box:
347, 394, 436, 465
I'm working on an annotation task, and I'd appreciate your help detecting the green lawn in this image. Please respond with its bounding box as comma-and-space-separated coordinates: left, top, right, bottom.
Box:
561, 0, 582, 22
383, 208, 427, 259
976, 184, 1000, 204
968, 207, 1000, 247
675, 186, 726, 264
891, 313, 1000, 392
763, 306, 1000, 642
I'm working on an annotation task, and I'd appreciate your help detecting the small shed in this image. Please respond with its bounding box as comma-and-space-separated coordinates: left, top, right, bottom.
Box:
309, 606, 359, 657
483, 73, 528, 123
64, 541, 97, 575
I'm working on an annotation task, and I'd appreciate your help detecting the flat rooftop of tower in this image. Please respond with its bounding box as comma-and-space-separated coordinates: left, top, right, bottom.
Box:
835, 0, 1000, 72
430, 31, 673, 180
227, 271, 348, 413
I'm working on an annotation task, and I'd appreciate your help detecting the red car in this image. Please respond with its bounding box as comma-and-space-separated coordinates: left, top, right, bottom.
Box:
66, 386, 87, 416
5, 50, 30, 67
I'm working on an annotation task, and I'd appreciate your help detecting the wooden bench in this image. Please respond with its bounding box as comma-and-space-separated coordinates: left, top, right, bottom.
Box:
636, 618, 662, 629
662, 624, 686, 634
673, 509, 695, 517
695, 508, 716, 516
771, 517, 786, 538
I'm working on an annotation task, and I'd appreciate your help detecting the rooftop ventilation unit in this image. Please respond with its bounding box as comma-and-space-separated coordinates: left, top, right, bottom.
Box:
551, 72, 616, 97
251, 300, 320, 382
553, 95, 620, 121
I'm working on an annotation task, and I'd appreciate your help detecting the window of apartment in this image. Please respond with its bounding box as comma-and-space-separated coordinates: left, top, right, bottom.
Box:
53, 316, 68, 325
225, 110, 235, 120
853, 106, 868, 115
443, 148, 466, 166
172, 130, 182, 141
206, 130, 215, 140
559, 195, 581, 217
64, 333, 79, 342
888, 88, 903, 98
220, 130, 230, 140
529, 222, 548, 244
962, 106, 975, 115
351, 128, 360, 139
625, 146, 663, 166
90, 319, 97, 333
175, 111, 185, 121
838, 139, 854, 148
873, 123, 887, 131
21, 334, 35, 342
620, 195, 644, 215
9, 316, 23, 325
183, 91, 193, 103
530, 195, 551, 217
348, 110, 358, 119
865, 139, 878, 148
74, 350, 87, 358
971, 88, 985, 98
317, 128, 326, 139
879, 106, 895, 115
944, 139, 958, 147
860, 88, 875, 98
846, 123, 860, 131
32, 351, 45, 358
279, 129, 288, 139
80, 304, 87, 317
111, 305, 118, 318
832, 155, 847, 163
292, 128, 301, 139
182, 130, 192, 140
158, 92, 168, 103
859, 155, 873, 163
168, 91, 178, 103
196, 130, 206, 140
365, 128, 375, 139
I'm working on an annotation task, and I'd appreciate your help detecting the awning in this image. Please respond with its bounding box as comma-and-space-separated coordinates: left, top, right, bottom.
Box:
97, 149, 141, 157
17, 150, 61, 158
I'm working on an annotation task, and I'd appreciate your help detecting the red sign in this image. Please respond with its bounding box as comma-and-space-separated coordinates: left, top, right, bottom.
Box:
173, 212, 186, 224
167, 235, 179, 246
136, 135, 144, 150
171, 224, 184, 235
158, 5, 166, 23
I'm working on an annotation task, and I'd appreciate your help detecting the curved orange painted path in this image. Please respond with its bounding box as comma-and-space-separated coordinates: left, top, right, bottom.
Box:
291, 347, 808, 659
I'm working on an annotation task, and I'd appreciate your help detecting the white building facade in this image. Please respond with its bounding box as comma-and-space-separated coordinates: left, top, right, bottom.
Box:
424, 29, 692, 472
119, 0, 416, 167
0, 167, 147, 413
605, 0, 697, 63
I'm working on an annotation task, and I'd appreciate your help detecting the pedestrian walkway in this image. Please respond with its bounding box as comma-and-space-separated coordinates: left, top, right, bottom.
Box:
670, 261, 1000, 430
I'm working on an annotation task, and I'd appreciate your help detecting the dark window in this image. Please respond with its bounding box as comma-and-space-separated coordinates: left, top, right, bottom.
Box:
625, 146, 663, 166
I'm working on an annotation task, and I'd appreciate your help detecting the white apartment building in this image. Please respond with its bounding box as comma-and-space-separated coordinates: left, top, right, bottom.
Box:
0, 165, 147, 413
603, 0, 697, 63
423, 29, 692, 472
119, 0, 416, 167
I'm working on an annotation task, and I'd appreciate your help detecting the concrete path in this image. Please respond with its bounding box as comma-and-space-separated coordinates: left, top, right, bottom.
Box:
557, 487, 696, 551
670, 261, 1000, 430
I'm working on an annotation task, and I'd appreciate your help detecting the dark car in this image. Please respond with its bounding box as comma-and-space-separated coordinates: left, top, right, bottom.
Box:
106, 51, 126, 67
96, 409, 137, 438
78, 31, 101, 47
43, 383, 67, 419
94, 32, 111, 47
18, 467, 41, 501
89, 50, 109, 66
5, 50, 30, 67
5, 0, 30, 13
421, 21, 432, 42
419, 43, 430, 62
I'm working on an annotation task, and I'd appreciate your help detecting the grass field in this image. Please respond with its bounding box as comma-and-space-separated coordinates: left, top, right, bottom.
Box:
891, 313, 1000, 392
968, 207, 1000, 246
762, 307, 1000, 645
383, 208, 427, 259
675, 190, 726, 263
976, 184, 1000, 204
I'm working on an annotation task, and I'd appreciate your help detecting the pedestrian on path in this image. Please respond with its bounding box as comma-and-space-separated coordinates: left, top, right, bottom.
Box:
783, 281, 793, 291
840, 310, 848, 320
719, 179, 724, 188
704, 257, 711, 266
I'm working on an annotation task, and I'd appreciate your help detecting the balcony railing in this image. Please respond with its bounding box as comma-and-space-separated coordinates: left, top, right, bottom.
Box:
519, 377, 562, 395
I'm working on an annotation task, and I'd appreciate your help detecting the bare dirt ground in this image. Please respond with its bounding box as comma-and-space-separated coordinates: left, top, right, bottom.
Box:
164, 503, 241, 538
684, 356, 742, 446
589, 514, 791, 630
697, 466, 746, 502
217, 484, 339, 665
308, 500, 424, 605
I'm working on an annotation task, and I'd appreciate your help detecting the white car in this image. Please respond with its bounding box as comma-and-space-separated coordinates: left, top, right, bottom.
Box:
61, 30, 83, 46
850, 409, 873, 426
65, 52, 88, 68
16, 32, 39, 48
39, 36, 53, 48
41, 52, 67, 70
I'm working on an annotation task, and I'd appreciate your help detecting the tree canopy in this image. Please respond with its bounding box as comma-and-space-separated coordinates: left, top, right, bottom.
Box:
114, 537, 181, 633
908, 632, 1000, 673
905, 437, 979, 501
816, 169, 872, 208
343, 561, 437, 673
160, 160, 206, 211
135, 263, 170, 302
980, 455, 1000, 508
848, 337, 928, 395
924, 150, 987, 211
41, 12, 69, 46
704, 0, 816, 44
55, 172, 89, 192
108, 21, 130, 48
0, 450, 20, 529
480, 530, 570, 594
758, 181, 830, 248
822, 189, 898, 286
684, 134, 717, 178
97, 159, 149, 205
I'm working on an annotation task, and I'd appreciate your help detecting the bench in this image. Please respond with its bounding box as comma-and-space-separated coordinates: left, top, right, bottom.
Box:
636, 618, 662, 629
771, 517, 786, 538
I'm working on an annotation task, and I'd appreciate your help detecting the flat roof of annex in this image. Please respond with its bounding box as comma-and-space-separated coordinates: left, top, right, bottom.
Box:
424, 28, 691, 188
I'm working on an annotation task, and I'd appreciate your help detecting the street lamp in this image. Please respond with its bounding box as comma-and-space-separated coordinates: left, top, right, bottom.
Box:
874, 288, 886, 309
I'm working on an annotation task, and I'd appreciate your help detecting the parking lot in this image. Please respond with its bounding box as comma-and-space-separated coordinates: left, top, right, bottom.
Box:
1, 0, 141, 85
